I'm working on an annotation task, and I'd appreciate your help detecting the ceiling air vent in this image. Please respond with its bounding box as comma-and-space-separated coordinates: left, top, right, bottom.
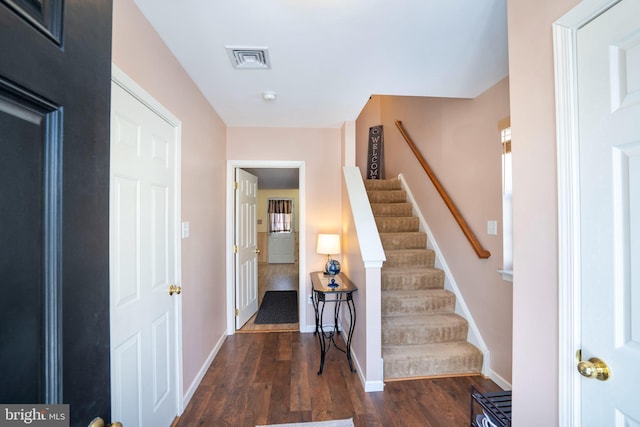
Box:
226, 47, 271, 70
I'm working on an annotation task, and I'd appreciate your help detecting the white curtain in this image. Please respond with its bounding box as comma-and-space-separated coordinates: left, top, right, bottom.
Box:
268, 199, 292, 233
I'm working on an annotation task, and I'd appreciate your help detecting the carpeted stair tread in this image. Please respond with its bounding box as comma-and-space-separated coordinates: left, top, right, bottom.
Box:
382, 342, 483, 379
375, 216, 420, 233
364, 178, 401, 191
368, 176, 483, 380
367, 190, 407, 203
382, 267, 444, 290
384, 248, 435, 268
371, 202, 413, 217
380, 232, 427, 250
382, 313, 469, 345
382, 289, 455, 316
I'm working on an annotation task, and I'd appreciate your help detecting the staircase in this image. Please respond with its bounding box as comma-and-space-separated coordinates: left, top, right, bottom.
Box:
365, 177, 483, 380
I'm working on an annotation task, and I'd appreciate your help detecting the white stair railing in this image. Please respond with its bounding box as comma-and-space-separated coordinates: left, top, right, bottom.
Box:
341, 166, 386, 392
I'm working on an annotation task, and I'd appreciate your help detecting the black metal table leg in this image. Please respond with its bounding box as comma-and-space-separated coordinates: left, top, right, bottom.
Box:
315, 293, 327, 374
345, 292, 356, 372
310, 272, 358, 376
312, 284, 319, 335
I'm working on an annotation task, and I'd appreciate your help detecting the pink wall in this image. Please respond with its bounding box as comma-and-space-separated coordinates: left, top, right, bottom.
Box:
356, 96, 382, 175
227, 127, 343, 327
111, 0, 584, 420
356, 79, 513, 382
112, 0, 228, 396
508, 0, 580, 425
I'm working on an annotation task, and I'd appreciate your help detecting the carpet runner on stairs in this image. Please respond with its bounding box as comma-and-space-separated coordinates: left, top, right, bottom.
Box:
365, 177, 483, 380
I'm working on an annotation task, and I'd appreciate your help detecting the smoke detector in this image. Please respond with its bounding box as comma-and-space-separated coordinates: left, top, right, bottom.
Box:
262, 91, 277, 101
226, 47, 271, 70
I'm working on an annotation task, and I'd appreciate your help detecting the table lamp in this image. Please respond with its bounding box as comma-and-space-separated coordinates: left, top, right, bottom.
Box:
316, 233, 341, 277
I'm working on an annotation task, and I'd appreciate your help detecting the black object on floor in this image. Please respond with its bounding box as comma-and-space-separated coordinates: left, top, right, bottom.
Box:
254, 291, 299, 324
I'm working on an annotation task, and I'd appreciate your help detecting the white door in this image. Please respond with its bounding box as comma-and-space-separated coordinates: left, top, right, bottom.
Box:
235, 169, 259, 328
577, 0, 640, 423
110, 80, 179, 426
267, 198, 296, 263
268, 231, 295, 263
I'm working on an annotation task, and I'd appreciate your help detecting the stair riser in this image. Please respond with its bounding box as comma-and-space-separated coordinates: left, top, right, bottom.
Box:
367, 190, 407, 203
364, 179, 401, 191
383, 353, 483, 379
382, 324, 469, 345
380, 233, 427, 250
371, 203, 413, 217
375, 217, 420, 233
384, 251, 435, 268
382, 271, 444, 290
382, 295, 455, 316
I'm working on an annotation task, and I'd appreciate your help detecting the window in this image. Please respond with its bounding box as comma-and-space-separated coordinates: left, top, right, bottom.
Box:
268, 199, 293, 233
499, 117, 513, 282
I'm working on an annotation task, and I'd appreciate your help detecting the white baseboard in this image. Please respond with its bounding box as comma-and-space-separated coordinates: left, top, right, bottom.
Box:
334, 324, 384, 393
488, 369, 512, 391
181, 333, 227, 408
301, 324, 316, 333
363, 379, 385, 392
352, 345, 384, 392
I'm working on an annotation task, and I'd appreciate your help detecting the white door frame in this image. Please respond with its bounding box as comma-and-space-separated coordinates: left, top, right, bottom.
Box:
111, 64, 184, 415
226, 161, 307, 334
553, 1, 620, 425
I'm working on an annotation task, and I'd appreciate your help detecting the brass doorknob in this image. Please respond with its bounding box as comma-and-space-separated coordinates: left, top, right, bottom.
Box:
88, 418, 123, 427
576, 350, 610, 381
169, 284, 182, 296
255, 248, 261, 254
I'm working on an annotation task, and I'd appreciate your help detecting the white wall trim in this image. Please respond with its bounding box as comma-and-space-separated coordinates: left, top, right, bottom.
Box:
300, 325, 316, 334
342, 167, 386, 265
181, 333, 226, 409
553, 1, 620, 425
489, 369, 512, 392
342, 120, 356, 167
363, 380, 385, 393
338, 328, 385, 392
342, 167, 385, 389
110, 64, 185, 415
226, 160, 308, 334
397, 174, 490, 374
364, 261, 384, 268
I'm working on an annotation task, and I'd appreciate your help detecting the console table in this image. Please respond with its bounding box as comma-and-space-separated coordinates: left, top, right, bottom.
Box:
310, 271, 357, 375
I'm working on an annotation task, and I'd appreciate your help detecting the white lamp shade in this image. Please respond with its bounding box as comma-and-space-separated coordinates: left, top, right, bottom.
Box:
316, 234, 340, 255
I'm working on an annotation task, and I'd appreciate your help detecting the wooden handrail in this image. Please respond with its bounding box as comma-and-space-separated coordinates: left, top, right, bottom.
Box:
395, 121, 491, 259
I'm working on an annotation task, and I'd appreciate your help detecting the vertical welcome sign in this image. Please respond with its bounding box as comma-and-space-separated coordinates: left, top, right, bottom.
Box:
367, 125, 384, 179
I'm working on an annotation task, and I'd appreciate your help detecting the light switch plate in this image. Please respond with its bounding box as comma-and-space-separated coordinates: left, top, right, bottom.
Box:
182, 221, 190, 239
487, 220, 497, 235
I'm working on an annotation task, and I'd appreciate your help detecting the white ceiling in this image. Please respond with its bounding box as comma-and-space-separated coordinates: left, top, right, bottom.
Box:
133, 0, 509, 129
244, 168, 299, 189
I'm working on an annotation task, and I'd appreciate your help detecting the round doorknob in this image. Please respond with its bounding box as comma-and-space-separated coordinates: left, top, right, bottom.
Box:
88, 418, 123, 427
255, 248, 261, 254
169, 284, 182, 296
577, 357, 610, 381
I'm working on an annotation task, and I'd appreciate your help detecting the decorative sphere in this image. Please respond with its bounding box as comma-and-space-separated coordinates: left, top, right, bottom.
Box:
325, 259, 341, 275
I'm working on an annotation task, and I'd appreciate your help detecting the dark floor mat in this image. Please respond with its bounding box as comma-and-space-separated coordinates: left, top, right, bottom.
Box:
254, 290, 299, 324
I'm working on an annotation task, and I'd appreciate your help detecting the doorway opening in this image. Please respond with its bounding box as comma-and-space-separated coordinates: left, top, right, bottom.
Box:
225, 161, 307, 335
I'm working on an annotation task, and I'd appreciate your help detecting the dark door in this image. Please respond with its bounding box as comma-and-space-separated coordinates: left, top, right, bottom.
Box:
0, 1, 113, 425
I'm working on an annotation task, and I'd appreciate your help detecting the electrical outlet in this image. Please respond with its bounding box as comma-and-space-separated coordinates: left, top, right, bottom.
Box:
182, 221, 190, 238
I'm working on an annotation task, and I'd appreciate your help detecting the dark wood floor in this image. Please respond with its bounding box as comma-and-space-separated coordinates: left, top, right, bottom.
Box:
176, 332, 502, 427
